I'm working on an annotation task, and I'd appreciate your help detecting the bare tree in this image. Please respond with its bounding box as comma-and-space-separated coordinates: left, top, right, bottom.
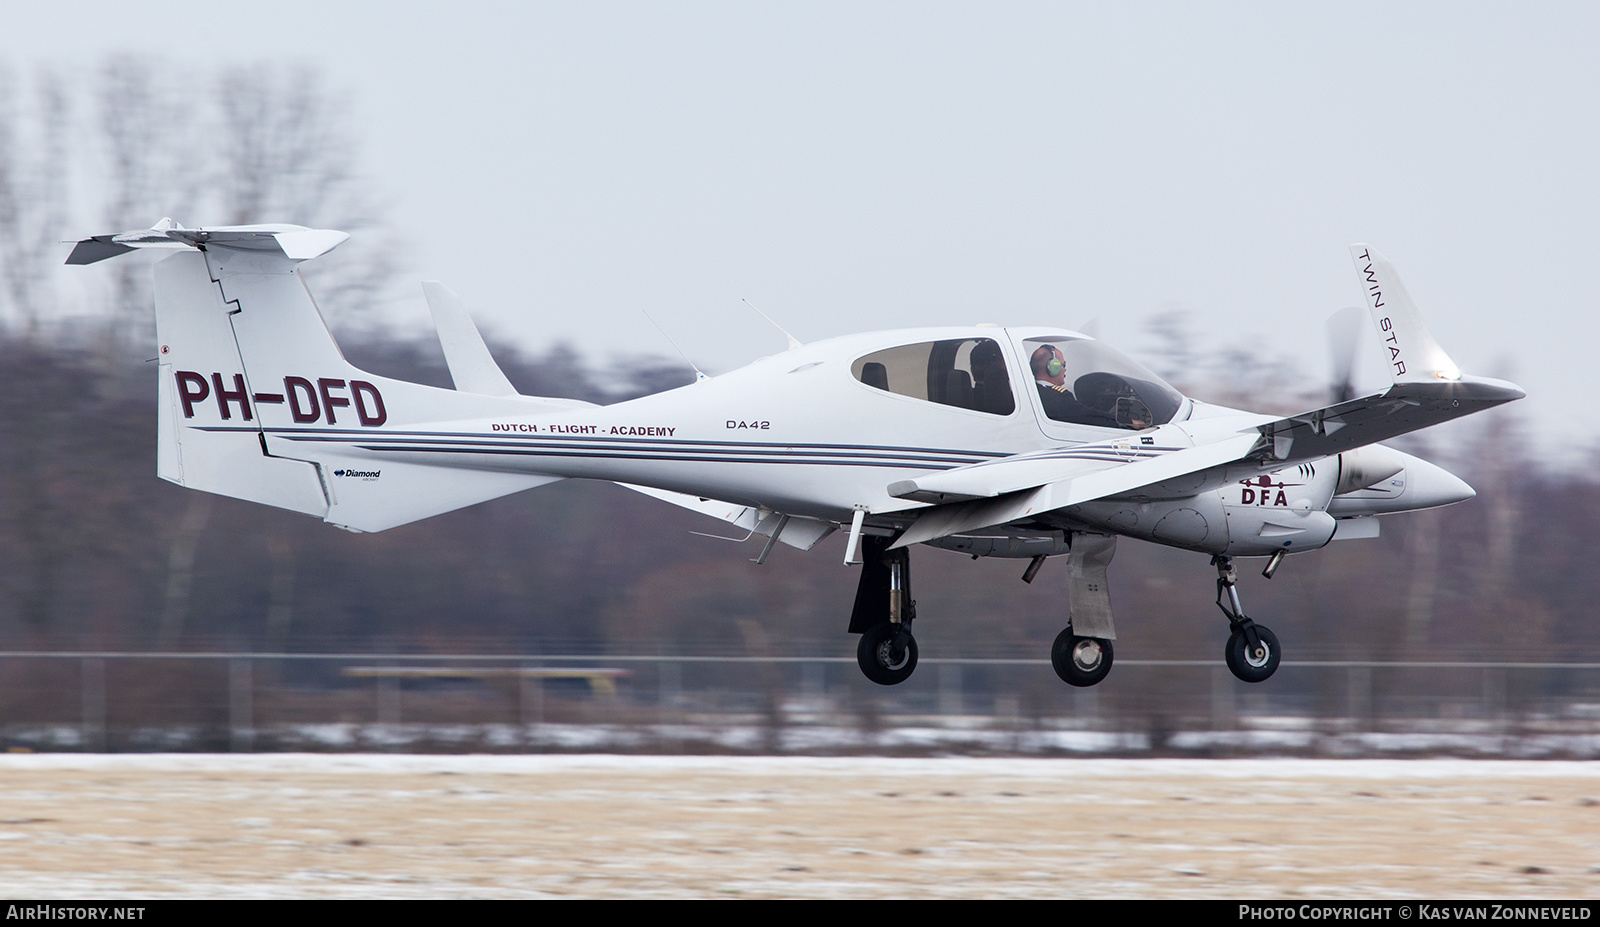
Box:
1142, 306, 1200, 394
94, 56, 203, 349
212, 64, 400, 325
0, 65, 70, 338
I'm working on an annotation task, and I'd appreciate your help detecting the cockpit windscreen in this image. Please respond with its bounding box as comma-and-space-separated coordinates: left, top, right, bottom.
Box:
1020, 336, 1184, 429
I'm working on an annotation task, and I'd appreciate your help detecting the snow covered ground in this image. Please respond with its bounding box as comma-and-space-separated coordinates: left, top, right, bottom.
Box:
0, 753, 1597, 898
8, 719, 1600, 758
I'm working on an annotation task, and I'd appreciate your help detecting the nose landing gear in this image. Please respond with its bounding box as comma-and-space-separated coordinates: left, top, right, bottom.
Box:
1213, 555, 1281, 683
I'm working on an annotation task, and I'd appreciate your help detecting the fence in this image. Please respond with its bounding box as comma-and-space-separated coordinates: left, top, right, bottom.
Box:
2, 651, 1599, 756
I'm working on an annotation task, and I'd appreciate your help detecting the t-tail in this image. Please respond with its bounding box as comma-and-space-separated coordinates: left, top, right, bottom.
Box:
69, 220, 590, 532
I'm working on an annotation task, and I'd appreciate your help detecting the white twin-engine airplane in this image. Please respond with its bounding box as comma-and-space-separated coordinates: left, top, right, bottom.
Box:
68, 221, 1522, 687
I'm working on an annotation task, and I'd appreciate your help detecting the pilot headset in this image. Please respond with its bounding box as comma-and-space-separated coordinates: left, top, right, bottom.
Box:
1033, 346, 1065, 378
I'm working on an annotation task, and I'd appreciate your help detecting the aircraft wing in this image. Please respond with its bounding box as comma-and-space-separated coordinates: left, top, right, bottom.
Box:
1259, 243, 1525, 461
1257, 376, 1522, 464
888, 432, 1260, 506
888, 432, 1261, 548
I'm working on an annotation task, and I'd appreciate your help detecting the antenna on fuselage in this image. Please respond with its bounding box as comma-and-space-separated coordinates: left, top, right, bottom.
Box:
641, 309, 709, 382
742, 298, 803, 351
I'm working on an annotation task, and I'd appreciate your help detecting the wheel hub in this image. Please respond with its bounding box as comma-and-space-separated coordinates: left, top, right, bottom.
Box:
1071, 639, 1103, 671
876, 637, 911, 670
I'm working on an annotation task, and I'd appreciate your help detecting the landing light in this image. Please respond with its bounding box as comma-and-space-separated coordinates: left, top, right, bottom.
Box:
1436, 368, 1461, 381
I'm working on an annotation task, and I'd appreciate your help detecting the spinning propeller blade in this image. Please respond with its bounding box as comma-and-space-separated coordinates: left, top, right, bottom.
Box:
1326, 306, 1365, 403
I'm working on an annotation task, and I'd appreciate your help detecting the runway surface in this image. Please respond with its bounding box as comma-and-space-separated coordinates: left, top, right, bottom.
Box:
0, 754, 1597, 898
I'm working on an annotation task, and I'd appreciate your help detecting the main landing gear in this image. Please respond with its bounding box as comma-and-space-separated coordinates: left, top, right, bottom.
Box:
1051, 628, 1113, 687
858, 622, 918, 686
843, 535, 1285, 688
1213, 554, 1281, 683
849, 537, 919, 685
1047, 532, 1118, 687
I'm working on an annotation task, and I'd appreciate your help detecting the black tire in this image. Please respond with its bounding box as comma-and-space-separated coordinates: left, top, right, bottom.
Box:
1223, 631, 1241, 676
1225, 624, 1280, 683
1051, 628, 1114, 687
857, 623, 918, 685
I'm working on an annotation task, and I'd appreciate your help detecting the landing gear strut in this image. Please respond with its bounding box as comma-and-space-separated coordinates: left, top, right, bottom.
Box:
1213, 555, 1281, 683
850, 537, 919, 685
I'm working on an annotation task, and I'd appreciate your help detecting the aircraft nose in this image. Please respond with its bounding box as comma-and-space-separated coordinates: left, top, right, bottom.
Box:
1404, 458, 1476, 509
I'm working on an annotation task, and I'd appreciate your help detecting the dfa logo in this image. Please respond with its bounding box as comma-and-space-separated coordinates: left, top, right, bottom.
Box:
1236, 473, 1304, 508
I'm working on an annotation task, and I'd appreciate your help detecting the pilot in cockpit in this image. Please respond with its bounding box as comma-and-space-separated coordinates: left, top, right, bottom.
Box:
1030, 345, 1118, 427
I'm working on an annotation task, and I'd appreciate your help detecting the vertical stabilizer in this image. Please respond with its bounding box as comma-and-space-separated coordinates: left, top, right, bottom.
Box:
153, 251, 329, 516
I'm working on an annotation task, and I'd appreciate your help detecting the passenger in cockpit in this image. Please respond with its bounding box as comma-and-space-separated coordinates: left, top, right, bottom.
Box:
1030, 345, 1118, 427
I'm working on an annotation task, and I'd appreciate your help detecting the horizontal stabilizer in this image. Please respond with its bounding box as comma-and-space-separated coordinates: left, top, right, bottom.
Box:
65, 238, 136, 265
66, 219, 349, 266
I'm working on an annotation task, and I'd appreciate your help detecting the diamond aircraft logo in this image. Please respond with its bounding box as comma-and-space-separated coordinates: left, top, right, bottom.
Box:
333, 468, 381, 480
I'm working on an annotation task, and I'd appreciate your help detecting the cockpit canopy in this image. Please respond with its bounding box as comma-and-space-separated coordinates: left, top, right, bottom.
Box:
849, 331, 1185, 431
1020, 335, 1184, 429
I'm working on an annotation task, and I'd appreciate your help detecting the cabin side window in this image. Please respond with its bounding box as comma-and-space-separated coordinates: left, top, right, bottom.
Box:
851, 338, 1015, 416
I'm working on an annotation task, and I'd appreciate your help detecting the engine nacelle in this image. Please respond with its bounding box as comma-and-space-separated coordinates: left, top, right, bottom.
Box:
1072, 457, 1341, 556
1220, 506, 1337, 556
1217, 458, 1339, 556
1327, 450, 1475, 517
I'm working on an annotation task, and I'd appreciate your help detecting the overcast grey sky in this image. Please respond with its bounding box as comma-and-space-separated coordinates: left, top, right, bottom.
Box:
11, 2, 1597, 460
